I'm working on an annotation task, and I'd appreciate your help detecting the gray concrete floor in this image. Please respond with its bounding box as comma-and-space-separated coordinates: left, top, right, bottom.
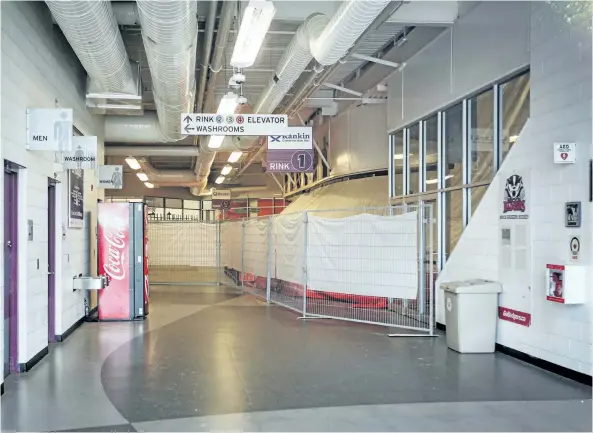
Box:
1, 285, 591, 432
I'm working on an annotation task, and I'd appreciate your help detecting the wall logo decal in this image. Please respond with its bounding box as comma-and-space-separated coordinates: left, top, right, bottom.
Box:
501, 174, 529, 220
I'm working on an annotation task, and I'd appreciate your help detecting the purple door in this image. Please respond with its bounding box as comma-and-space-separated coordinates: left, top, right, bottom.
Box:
4, 169, 18, 376
48, 181, 56, 342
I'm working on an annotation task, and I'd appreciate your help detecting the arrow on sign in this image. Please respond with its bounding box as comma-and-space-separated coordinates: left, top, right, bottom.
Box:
183, 115, 192, 123
184, 125, 195, 133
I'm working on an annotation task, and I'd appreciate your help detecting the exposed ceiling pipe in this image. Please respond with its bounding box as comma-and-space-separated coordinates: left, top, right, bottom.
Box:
105, 146, 200, 157
237, 0, 398, 178
104, 112, 166, 143
196, 1, 218, 114
45, 1, 136, 94
139, 160, 196, 183
136, 0, 199, 141
288, 2, 405, 115
189, 0, 237, 197
111, 2, 140, 26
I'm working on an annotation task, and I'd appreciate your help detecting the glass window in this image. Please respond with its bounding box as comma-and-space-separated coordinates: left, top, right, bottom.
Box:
408, 123, 420, 195
392, 130, 404, 197
469, 89, 494, 183
203, 200, 212, 211
501, 72, 530, 162
443, 103, 463, 188
424, 115, 438, 191
183, 209, 201, 220
470, 186, 488, 216
145, 196, 164, 207
445, 189, 463, 259
184, 200, 200, 210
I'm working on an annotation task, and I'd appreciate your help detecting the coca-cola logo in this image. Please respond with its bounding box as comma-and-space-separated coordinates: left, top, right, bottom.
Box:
503, 310, 526, 321
103, 224, 127, 281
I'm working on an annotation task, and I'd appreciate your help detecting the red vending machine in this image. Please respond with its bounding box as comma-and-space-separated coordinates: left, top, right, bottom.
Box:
97, 202, 149, 321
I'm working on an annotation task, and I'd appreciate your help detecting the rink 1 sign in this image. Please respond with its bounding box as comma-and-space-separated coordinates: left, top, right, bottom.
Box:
98, 165, 124, 189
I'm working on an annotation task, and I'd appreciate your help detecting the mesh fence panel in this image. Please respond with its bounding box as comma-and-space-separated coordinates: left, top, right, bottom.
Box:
147, 220, 219, 285
242, 217, 269, 299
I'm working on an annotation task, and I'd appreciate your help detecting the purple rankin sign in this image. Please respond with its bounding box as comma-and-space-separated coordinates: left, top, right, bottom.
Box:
267, 149, 314, 173
266, 127, 314, 173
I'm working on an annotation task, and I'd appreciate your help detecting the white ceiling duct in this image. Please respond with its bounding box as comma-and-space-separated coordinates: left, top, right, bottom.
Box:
45, 1, 137, 94
105, 112, 168, 143
191, 0, 392, 196
105, 146, 200, 157
136, 0, 199, 141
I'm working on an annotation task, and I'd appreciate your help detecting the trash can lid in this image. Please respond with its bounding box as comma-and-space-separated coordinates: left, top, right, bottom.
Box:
440, 279, 502, 294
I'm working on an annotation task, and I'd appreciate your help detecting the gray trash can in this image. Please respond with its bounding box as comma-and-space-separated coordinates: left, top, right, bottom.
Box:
440, 279, 502, 353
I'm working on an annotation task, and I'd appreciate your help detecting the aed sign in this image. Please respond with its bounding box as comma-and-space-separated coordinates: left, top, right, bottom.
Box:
554, 142, 576, 164
181, 113, 288, 136
569, 236, 580, 263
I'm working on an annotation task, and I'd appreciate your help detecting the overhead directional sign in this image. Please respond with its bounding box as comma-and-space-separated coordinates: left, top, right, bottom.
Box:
212, 189, 231, 209
266, 127, 314, 173
181, 113, 288, 136
27, 108, 73, 151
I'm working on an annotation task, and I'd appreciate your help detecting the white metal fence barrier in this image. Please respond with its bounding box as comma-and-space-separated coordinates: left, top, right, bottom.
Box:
147, 205, 435, 335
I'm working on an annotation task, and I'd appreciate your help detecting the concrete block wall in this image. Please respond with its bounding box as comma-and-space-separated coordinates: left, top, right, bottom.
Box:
1, 1, 105, 383
436, 2, 592, 375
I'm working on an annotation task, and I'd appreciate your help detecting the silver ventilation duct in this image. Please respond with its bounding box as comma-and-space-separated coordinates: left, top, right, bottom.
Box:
136, 0, 199, 141
46, 1, 143, 115
191, 0, 392, 195
105, 146, 200, 157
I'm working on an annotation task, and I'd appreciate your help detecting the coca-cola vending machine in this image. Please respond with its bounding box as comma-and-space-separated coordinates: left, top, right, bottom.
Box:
97, 202, 149, 321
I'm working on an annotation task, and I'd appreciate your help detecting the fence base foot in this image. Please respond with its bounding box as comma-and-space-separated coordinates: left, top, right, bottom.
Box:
388, 333, 439, 337
297, 316, 332, 320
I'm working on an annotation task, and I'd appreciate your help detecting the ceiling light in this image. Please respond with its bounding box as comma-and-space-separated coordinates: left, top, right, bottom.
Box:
215, 176, 225, 184
144, 182, 154, 189
125, 157, 141, 170
394, 153, 412, 160
426, 174, 454, 185
228, 151, 243, 163
207, 92, 239, 149
509, 135, 519, 143
136, 172, 148, 182
221, 165, 233, 176
208, 136, 225, 149
230, 0, 276, 68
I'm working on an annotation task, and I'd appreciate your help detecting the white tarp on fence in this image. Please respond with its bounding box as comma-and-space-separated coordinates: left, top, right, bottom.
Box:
243, 218, 269, 278
221, 220, 242, 271
306, 212, 419, 299
272, 213, 306, 285
148, 222, 217, 267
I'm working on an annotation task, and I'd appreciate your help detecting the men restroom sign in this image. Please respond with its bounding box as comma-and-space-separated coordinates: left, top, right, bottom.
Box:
26, 108, 73, 151
266, 127, 314, 173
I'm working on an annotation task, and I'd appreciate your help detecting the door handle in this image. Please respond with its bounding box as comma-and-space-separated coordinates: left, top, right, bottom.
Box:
48, 272, 55, 275
6, 240, 12, 248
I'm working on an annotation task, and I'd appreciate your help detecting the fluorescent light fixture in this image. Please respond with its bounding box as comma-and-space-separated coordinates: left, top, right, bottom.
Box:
217, 92, 239, 114
136, 172, 148, 182
221, 165, 233, 176
230, 0, 276, 68
394, 153, 413, 160
228, 151, 243, 163
144, 182, 154, 189
125, 157, 141, 170
426, 174, 454, 185
509, 135, 519, 143
207, 92, 239, 149
215, 176, 225, 184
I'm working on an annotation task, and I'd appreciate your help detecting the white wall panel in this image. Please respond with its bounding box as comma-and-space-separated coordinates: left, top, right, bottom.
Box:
387, 1, 530, 132
436, 2, 592, 376
1, 1, 104, 378
329, 103, 388, 176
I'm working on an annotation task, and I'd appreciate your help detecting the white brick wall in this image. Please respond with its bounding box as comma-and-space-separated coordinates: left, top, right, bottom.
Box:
1, 1, 105, 383
436, 2, 592, 375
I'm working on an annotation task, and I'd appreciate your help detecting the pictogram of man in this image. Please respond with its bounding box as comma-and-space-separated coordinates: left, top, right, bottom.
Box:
74, 145, 85, 170
54, 110, 71, 151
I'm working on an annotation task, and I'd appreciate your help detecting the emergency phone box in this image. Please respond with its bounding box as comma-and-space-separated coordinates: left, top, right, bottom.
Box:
545, 264, 586, 304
